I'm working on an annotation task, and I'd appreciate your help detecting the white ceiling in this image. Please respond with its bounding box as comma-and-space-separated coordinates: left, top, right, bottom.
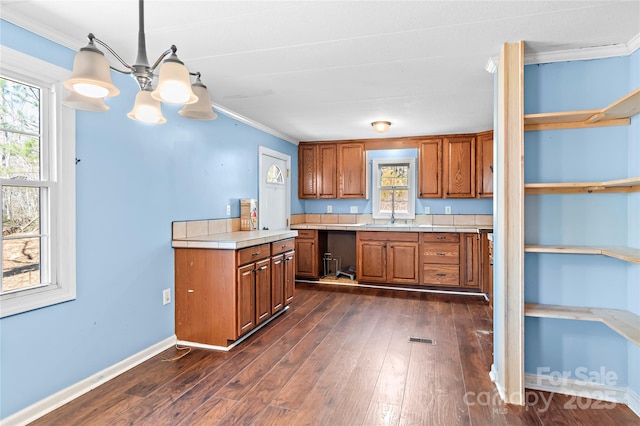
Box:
2, 1, 639, 143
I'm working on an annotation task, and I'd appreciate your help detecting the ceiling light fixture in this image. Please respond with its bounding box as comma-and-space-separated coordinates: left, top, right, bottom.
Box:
63, 0, 216, 123
371, 121, 392, 133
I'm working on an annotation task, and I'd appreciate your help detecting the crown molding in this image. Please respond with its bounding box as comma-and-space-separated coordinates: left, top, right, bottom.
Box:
213, 102, 298, 145
486, 33, 640, 73
1, 8, 84, 51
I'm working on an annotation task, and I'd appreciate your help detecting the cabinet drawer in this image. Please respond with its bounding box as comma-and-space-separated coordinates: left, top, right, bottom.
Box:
422, 243, 459, 264
421, 233, 460, 243
422, 264, 460, 286
296, 229, 316, 239
238, 243, 271, 265
272, 238, 295, 255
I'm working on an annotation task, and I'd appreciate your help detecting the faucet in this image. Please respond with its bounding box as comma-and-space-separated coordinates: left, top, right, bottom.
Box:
390, 186, 395, 224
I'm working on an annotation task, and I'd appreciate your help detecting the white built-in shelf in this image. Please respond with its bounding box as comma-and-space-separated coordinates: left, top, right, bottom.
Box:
524, 88, 640, 131
525, 177, 640, 194
525, 303, 640, 346
524, 245, 640, 264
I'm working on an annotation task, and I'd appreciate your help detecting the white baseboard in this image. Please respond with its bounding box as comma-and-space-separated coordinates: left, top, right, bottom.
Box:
2, 335, 177, 426
525, 373, 640, 418
489, 363, 507, 401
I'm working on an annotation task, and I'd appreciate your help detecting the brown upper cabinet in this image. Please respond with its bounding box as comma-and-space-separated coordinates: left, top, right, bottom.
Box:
418, 138, 443, 198
476, 131, 494, 198
443, 136, 476, 198
337, 143, 366, 198
298, 142, 365, 199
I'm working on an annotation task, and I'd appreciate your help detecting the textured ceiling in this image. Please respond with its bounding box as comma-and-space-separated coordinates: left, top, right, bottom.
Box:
2, 1, 639, 142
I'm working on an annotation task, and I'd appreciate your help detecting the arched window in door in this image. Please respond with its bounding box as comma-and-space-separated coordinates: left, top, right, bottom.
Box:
266, 164, 285, 184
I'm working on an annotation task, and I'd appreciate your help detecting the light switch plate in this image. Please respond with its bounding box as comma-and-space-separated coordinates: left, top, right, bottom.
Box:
445, 206, 452, 214
226, 205, 231, 216
327, 205, 333, 213
350, 206, 358, 213
424, 206, 430, 214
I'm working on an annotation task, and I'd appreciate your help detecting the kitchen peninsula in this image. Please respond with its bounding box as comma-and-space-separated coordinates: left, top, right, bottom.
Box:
172, 219, 297, 350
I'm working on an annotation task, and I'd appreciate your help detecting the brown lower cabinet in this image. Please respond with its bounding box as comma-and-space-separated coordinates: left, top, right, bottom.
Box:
420, 232, 480, 290
175, 238, 295, 348
295, 229, 327, 279
356, 232, 419, 284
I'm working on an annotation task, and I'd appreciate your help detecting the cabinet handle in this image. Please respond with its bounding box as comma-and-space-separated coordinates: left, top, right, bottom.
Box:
489, 165, 493, 173
285, 256, 293, 261
252, 251, 261, 256
436, 273, 446, 277
187, 289, 195, 293
274, 260, 282, 265
256, 265, 268, 271
436, 236, 446, 240
436, 253, 446, 256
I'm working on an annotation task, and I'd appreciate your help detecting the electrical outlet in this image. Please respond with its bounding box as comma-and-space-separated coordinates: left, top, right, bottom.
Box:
445, 206, 452, 214
424, 206, 430, 214
327, 205, 332, 213
350, 206, 358, 214
162, 289, 171, 305
226, 205, 231, 216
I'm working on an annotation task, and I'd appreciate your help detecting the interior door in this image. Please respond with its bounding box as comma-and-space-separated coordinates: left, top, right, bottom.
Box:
259, 147, 290, 230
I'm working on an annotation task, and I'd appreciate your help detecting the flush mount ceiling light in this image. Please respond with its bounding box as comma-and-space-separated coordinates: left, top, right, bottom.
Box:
63, 0, 216, 123
371, 121, 392, 133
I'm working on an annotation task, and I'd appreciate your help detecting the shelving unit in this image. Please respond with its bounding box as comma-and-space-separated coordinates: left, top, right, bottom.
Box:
524, 88, 640, 131
524, 87, 640, 348
525, 304, 640, 346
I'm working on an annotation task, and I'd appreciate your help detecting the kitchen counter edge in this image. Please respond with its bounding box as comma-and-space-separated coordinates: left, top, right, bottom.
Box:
172, 230, 298, 250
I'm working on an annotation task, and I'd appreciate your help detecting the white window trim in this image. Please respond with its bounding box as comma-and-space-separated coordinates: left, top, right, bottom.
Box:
371, 157, 416, 220
0, 46, 76, 318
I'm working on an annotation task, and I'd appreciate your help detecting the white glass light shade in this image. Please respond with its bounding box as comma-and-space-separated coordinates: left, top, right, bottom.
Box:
64, 49, 120, 98
63, 91, 109, 112
371, 121, 391, 133
151, 60, 197, 104
179, 82, 217, 120
127, 91, 166, 124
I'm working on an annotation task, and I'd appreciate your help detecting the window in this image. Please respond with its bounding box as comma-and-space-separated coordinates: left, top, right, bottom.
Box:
372, 157, 416, 220
266, 164, 284, 184
0, 46, 76, 318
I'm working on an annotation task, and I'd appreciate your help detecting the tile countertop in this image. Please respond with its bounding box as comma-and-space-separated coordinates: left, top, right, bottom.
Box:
291, 223, 493, 233
172, 229, 298, 249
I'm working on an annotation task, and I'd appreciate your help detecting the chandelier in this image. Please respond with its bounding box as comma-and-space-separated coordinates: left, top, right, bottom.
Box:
63, 0, 216, 123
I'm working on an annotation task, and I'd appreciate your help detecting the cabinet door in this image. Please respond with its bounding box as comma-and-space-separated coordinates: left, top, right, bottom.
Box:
237, 263, 256, 336
358, 241, 387, 282
295, 238, 317, 278
338, 143, 366, 198
388, 242, 419, 283
284, 251, 295, 305
271, 254, 285, 314
298, 144, 317, 199
476, 131, 493, 198
460, 233, 480, 289
318, 144, 337, 198
255, 259, 271, 325
444, 136, 476, 198
418, 138, 443, 198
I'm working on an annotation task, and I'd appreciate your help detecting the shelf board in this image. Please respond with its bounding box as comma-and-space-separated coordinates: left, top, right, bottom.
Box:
525, 177, 640, 194
524, 245, 640, 264
524, 88, 640, 131
525, 303, 640, 346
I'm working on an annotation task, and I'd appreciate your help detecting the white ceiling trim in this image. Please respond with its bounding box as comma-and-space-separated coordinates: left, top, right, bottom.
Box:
1, 7, 84, 50
212, 102, 298, 145
485, 33, 640, 73
2, 9, 298, 145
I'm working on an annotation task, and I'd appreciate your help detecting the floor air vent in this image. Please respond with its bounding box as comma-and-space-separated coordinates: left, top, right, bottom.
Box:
408, 337, 435, 345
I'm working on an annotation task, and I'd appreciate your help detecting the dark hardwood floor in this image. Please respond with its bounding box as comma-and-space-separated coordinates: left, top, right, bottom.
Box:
32, 283, 638, 425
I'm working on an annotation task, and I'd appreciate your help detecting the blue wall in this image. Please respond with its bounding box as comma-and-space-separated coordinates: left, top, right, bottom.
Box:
523, 53, 639, 392
0, 20, 299, 419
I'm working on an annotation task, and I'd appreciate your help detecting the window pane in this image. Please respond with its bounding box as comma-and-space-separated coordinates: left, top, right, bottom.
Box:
380, 165, 408, 187
2, 236, 41, 292
0, 132, 41, 180
394, 189, 409, 213
0, 77, 40, 135
266, 164, 284, 184
2, 186, 40, 237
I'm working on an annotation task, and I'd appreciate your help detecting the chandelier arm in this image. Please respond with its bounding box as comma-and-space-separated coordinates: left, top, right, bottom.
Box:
110, 65, 136, 75
149, 47, 175, 72
92, 36, 135, 73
